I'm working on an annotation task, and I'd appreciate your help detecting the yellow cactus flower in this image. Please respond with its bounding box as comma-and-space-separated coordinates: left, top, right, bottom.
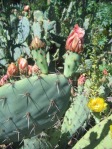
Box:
87, 97, 107, 112
110, 125, 112, 138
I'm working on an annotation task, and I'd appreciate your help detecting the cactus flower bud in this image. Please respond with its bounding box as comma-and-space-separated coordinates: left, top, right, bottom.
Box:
24, 5, 30, 12
66, 24, 85, 53
18, 58, 28, 74
30, 36, 45, 50
28, 65, 33, 75
7, 63, 18, 77
78, 74, 86, 85
0, 75, 9, 86
32, 64, 41, 74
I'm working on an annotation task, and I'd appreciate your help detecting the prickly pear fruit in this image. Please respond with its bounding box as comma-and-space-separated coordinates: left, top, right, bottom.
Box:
7, 62, 18, 77
18, 58, 28, 74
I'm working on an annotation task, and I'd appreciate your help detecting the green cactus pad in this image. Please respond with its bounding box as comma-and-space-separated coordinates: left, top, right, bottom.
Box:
17, 17, 30, 44
31, 49, 48, 74
33, 11, 44, 22
0, 74, 70, 143
43, 20, 56, 34
73, 114, 112, 149
32, 22, 42, 38
61, 94, 90, 139
63, 51, 81, 78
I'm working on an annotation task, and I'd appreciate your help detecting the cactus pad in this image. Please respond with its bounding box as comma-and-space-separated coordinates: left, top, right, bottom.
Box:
73, 114, 112, 149
63, 51, 81, 78
0, 74, 70, 143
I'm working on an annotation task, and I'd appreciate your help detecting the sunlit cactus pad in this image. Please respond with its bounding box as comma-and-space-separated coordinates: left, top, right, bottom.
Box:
73, 114, 112, 149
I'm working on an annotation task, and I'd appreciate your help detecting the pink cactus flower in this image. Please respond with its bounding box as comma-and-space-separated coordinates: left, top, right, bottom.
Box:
7, 63, 18, 77
18, 58, 28, 74
78, 74, 86, 85
0, 75, 9, 86
66, 24, 85, 53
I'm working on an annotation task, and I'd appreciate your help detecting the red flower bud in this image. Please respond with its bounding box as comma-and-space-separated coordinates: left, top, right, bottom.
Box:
78, 74, 86, 85
0, 75, 9, 86
32, 64, 40, 74
7, 63, 18, 77
18, 58, 28, 74
66, 24, 85, 53
28, 65, 33, 75
30, 36, 45, 50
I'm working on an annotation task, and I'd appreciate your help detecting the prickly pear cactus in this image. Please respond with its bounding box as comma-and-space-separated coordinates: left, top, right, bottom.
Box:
0, 74, 70, 143
73, 114, 112, 149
